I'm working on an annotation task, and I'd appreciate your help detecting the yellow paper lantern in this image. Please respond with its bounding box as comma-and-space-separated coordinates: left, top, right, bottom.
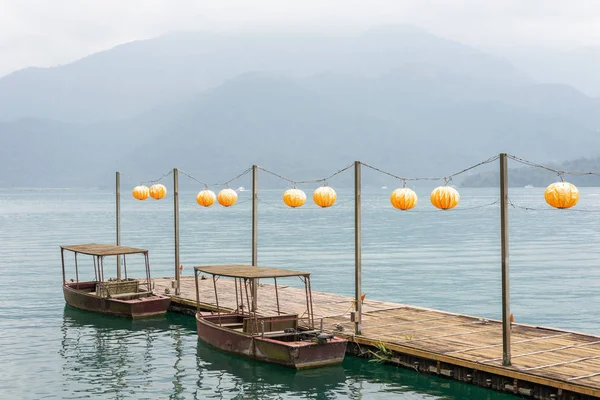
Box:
132, 185, 149, 200
544, 182, 579, 209
218, 188, 238, 207
149, 184, 167, 200
313, 186, 337, 208
430, 186, 460, 210
390, 188, 418, 210
196, 190, 216, 207
283, 188, 307, 208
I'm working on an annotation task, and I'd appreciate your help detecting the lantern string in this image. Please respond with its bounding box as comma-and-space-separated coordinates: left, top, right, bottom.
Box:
362, 198, 500, 212
178, 170, 212, 187
178, 167, 252, 188
139, 169, 173, 186
257, 196, 353, 209
257, 197, 289, 210
257, 163, 354, 186
507, 197, 600, 213
360, 155, 500, 182
222, 167, 253, 187
506, 154, 600, 177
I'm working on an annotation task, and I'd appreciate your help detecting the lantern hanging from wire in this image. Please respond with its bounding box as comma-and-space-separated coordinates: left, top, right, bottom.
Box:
132, 185, 150, 200
430, 185, 460, 210
313, 186, 337, 208
390, 187, 418, 210
218, 188, 238, 207
544, 181, 579, 209
149, 184, 167, 200
196, 189, 216, 207
283, 188, 307, 208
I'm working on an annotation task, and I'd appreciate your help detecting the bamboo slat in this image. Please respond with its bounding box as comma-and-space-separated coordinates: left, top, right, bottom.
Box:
151, 276, 600, 398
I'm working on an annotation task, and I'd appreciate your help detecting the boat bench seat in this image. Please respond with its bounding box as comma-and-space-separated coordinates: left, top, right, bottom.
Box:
243, 314, 298, 334
108, 291, 152, 299
220, 323, 244, 328
97, 280, 140, 297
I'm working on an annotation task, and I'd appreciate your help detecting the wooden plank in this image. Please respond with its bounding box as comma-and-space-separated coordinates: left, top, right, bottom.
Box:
149, 276, 600, 398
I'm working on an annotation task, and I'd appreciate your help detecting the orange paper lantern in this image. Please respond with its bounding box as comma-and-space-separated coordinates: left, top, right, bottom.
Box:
218, 188, 238, 207
283, 188, 307, 208
313, 186, 337, 208
149, 184, 167, 200
390, 188, 418, 210
196, 190, 216, 207
544, 182, 579, 209
132, 185, 149, 200
430, 186, 460, 210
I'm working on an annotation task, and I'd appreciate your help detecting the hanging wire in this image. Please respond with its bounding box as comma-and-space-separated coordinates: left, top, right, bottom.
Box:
138, 169, 173, 186
508, 197, 600, 213
178, 167, 253, 189
178, 170, 212, 188
257, 163, 354, 186
258, 196, 354, 210
506, 154, 600, 178
222, 167, 253, 187
361, 155, 500, 183
452, 199, 500, 211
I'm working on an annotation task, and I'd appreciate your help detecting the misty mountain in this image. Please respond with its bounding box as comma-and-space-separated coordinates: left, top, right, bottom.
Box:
302, 65, 600, 130
0, 26, 529, 123
1, 26, 599, 188
498, 47, 600, 98
461, 157, 600, 188
3, 71, 598, 188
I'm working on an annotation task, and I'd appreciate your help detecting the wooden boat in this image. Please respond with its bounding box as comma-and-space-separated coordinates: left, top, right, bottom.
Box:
194, 265, 347, 369
60, 244, 171, 318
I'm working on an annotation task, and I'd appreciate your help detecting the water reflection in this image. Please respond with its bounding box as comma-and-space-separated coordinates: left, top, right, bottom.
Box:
60, 306, 177, 399
195, 340, 346, 400
60, 307, 513, 399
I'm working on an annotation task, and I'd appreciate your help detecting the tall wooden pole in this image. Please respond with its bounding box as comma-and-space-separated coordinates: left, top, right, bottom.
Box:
174, 168, 181, 296
500, 153, 511, 365
354, 161, 362, 335
116, 171, 121, 280
252, 165, 258, 266
251, 165, 258, 311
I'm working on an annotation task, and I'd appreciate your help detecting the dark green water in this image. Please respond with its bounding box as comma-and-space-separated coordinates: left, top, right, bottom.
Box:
2, 186, 599, 399
56, 307, 512, 399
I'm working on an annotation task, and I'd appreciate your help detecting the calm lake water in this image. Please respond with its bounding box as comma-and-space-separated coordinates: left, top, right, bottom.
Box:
1, 183, 599, 399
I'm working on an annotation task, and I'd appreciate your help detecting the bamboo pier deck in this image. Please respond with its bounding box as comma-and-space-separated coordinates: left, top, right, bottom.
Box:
152, 276, 600, 399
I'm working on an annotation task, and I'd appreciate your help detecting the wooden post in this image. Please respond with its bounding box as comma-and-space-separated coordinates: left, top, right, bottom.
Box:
500, 153, 511, 365
251, 165, 258, 311
174, 168, 181, 295
354, 160, 362, 335
116, 171, 121, 280
252, 165, 258, 266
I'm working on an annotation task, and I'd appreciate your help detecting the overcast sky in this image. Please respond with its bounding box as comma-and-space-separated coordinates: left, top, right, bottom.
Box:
1, 0, 599, 77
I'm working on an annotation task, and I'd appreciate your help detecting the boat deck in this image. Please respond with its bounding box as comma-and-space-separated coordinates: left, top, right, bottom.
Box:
152, 276, 600, 398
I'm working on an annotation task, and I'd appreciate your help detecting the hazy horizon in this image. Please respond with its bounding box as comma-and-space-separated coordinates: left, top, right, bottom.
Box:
2, 0, 600, 78
1, 0, 600, 188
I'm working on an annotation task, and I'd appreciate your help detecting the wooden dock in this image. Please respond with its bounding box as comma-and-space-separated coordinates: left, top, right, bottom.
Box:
153, 276, 600, 400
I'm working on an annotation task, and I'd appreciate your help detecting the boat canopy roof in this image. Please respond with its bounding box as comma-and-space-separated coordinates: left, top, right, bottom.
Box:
194, 264, 310, 279
61, 244, 148, 256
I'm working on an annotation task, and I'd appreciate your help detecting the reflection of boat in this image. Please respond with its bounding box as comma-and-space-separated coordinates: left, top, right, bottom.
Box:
60, 244, 170, 318
62, 304, 176, 330
196, 339, 347, 393
194, 265, 347, 369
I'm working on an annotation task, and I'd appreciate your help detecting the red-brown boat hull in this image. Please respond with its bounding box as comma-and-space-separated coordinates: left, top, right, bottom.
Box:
196, 313, 347, 369
63, 283, 171, 318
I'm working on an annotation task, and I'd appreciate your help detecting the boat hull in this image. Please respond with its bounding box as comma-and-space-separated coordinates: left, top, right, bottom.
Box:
63, 283, 171, 318
196, 313, 347, 369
